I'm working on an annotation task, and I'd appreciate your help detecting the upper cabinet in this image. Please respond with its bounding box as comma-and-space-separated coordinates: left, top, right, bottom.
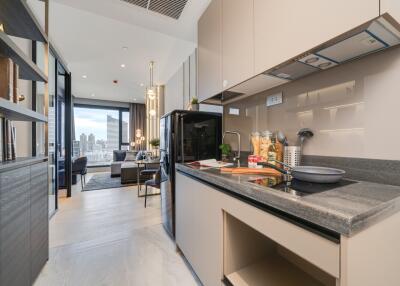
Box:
198, 0, 222, 102
221, 0, 254, 90
382, 0, 400, 21
254, 0, 379, 74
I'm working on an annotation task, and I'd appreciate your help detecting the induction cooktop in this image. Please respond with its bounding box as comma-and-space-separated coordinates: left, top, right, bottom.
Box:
248, 176, 356, 197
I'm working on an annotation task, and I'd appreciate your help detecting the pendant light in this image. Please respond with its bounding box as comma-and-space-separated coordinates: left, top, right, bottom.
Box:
147, 61, 156, 100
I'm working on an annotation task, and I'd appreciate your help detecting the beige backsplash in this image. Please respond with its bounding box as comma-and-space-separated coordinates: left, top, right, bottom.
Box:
224, 45, 400, 161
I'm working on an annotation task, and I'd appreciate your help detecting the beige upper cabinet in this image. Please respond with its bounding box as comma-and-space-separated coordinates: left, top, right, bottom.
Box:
381, 0, 400, 22
254, 0, 379, 75
198, 0, 222, 102
222, 0, 254, 90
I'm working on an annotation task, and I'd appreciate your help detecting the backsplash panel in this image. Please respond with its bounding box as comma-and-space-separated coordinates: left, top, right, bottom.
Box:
224, 45, 400, 161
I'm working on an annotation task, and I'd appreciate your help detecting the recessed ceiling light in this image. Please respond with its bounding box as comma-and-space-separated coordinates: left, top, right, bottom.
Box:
122, 46, 128, 51
140, 83, 144, 87
82, 75, 87, 79
91, 93, 95, 97
133, 98, 137, 101
121, 64, 126, 68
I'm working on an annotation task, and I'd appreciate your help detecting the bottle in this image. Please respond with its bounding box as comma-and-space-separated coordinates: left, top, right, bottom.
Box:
268, 136, 277, 165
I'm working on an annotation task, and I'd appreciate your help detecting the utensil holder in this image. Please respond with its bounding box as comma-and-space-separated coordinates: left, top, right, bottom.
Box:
284, 146, 301, 167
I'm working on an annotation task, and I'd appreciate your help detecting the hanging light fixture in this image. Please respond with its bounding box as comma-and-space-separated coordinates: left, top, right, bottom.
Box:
147, 61, 156, 100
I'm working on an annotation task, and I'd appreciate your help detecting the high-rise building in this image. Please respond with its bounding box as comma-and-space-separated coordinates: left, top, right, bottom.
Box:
88, 133, 95, 151
80, 133, 88, 154
107, 115, 119, 151
72, 140, 80, 157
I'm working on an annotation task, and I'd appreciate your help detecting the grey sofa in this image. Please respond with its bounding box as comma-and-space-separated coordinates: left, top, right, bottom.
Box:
110, 150, 131, 177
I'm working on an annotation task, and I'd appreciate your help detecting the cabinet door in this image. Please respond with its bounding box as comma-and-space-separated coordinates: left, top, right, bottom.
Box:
382, 0, 400, 22
254, 0, 379, 74
198, 0, 222, 102
0, 167, 31, 286
222, 0, 254, 90
30, 162, 49, 283
164, 64, 184, 114
175, 172, 223, 286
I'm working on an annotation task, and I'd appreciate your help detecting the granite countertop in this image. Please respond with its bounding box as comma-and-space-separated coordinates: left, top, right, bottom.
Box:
176, 163, 400, 237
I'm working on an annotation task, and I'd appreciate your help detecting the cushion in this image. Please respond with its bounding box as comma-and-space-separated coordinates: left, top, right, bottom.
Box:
113, 150, 126, 162
125, 151, 138, 161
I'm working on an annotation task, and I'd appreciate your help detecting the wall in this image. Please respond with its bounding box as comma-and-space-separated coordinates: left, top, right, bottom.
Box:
224, 45, 400, 161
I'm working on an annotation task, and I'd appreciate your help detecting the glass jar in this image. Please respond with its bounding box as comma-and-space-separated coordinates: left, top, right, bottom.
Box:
260, 131, 272, 162
250, 132, 260, 156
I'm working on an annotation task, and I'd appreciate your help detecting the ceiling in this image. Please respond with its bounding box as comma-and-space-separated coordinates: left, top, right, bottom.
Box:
42, 0, 211, 103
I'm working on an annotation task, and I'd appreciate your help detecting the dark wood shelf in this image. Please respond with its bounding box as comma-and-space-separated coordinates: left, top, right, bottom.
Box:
0, 98, 47, 122
0, 0, 47, 43
0, 31, 47, 82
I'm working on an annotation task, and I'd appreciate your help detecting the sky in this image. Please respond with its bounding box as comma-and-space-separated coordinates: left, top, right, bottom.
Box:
74, 107, 120, 141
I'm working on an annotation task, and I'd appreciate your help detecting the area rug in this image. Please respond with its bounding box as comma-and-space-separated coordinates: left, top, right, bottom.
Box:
82, 173, 135, 191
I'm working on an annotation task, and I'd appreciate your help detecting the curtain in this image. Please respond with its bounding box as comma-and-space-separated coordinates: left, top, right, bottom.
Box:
129, 103, 146, 149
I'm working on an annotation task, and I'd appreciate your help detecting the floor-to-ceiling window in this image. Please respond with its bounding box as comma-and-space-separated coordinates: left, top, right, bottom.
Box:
73, 105, 130, 167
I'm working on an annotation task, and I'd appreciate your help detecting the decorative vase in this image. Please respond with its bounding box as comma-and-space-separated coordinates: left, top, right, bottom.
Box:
191, 103, 199, 111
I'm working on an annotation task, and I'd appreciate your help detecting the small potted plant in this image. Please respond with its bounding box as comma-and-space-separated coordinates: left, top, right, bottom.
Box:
219, 143, 231, 162
190, 97, 199, 111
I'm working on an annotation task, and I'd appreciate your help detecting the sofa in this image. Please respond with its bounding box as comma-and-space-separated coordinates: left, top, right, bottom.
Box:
110, 150, 158, 184
110, 150, 131, 177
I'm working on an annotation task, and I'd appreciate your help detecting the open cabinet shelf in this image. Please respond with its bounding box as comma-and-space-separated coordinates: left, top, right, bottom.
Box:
0, 0, 47, 43
0, 31, 47, 82
0, 98, 47, 122
225, 255, 324, 286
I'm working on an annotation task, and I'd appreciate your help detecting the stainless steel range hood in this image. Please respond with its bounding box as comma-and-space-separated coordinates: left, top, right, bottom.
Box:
205, 13, 400, 105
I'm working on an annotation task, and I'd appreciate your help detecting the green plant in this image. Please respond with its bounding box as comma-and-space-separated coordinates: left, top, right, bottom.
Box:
191, 97, 199, 105
219, 143, 231, 156
149, 138, 160, 148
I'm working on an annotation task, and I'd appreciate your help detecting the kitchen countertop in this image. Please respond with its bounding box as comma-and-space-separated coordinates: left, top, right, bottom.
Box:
176, 163, 400, 237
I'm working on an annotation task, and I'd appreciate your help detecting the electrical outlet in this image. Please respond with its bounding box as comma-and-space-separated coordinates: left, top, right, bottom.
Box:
266, 92, 283, 107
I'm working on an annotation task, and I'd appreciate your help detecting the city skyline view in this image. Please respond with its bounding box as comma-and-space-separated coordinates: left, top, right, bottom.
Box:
74, 107, 129, 166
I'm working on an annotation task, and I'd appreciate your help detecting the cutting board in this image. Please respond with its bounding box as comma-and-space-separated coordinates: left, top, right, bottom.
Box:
220, 167, 281, 176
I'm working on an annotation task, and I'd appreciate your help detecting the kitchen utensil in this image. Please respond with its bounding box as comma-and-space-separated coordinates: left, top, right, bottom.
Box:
296, 128, 314, 149
284, 146, 301, 167
220, 167, 281, 176
257, 161, 345, 183
276, 131, 288, 146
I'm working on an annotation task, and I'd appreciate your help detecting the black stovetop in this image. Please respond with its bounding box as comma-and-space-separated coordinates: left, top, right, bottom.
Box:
248, 176, 356, 197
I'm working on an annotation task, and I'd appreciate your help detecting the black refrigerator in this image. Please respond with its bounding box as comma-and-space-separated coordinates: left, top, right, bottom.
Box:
160, 110, 222, 238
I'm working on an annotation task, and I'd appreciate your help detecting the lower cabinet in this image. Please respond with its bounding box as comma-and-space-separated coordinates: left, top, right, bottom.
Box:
0, 161, 49, 286
175, 172, 340, 286
175, 172, 224, 286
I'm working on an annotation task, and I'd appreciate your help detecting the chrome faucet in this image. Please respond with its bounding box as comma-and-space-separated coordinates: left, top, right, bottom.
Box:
222, 131, 241, 167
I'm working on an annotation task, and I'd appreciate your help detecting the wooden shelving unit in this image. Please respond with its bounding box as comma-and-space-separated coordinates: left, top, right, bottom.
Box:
0, 98, 47, 122
0, 31, 47, 82
0, 0, 47, 43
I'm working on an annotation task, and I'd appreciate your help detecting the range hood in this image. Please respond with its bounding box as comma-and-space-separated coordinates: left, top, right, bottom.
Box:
205, 13, 400, 105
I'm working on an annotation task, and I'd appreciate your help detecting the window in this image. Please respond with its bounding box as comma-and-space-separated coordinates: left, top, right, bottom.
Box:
121, 111, 130, 150
74, 105, 129, 166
